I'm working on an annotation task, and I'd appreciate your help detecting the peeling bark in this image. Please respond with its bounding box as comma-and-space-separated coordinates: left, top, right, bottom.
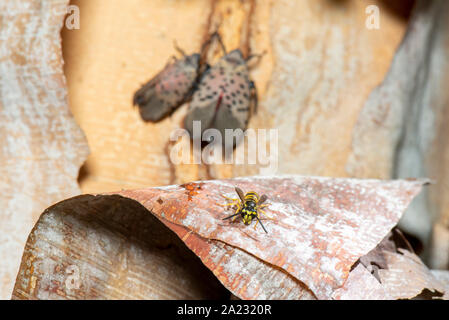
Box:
0, 0, 89, 299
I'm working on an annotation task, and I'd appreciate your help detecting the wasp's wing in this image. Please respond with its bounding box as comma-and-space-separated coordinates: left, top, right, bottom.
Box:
134, 57, 198, 122
235, 187, 245, 202
258, 194, 268, 205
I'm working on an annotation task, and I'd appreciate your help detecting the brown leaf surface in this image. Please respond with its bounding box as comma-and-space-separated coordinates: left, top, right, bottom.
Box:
162, 220, 316, 300
12, 195, 229, 300
332, 263, 392, 300
0, 0, 89, 299
378, 249, 446, 299
117, 176, 425, 299
334, 230, 449, 300
12, 176, 427, 300
430, 270, 449, 300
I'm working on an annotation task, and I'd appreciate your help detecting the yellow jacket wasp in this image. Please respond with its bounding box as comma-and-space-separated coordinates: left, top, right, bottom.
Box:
221, 187, 272, 233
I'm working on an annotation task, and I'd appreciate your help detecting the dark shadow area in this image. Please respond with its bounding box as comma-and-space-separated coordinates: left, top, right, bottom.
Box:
327, 0, 416, 21
395, 228, 423, 255
77, 162, 89, 186
379, 0, 416, 21
412, 288, 444, 300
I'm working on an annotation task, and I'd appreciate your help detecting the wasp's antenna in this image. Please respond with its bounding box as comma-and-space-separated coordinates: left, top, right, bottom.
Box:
256, 216, 268, 233
258, 194, 268, 205
223, 212, 240, 221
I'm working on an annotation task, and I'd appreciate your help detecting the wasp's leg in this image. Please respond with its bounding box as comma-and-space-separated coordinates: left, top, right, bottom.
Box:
258, 208, 273, 220
231, 203, 242, 221
253, 218, 259, 229
219, 196, 240, 207
222, 194, 239, 202
258, 194, 268, 205
216, 202, 238, 208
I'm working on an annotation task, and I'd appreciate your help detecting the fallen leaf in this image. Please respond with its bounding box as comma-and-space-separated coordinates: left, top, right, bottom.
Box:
430, 270, 449, 300
12, 195, 229, 300
378, 249, 446, 299
332, 263, 392, 300
12, 176, 428, 300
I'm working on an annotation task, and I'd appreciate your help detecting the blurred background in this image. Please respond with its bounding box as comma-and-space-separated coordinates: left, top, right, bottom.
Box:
1, 0, 448, 299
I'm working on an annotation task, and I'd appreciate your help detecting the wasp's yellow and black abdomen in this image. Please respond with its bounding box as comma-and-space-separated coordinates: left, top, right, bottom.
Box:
243, 191, 259, 202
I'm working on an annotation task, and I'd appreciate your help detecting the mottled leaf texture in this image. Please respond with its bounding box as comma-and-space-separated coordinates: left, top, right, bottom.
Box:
13, 176, 429, 300
332, 263, 392, 300
334, 232, 449, 300
378, 249, 446, 299
430, 270, 449, 300
12, 195, 229, 300
0, 0, 89, 299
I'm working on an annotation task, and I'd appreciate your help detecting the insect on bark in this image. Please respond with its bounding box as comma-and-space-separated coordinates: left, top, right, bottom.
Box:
221, 187, 272, 233
183, 38, 261, 150
133, 33, 219, 122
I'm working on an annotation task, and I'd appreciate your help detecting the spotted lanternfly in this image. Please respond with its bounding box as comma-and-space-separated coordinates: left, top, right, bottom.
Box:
221, 187, 271, 233
133, 48, 200, 122
133, 34, 219, 122
183, 46, 259, 149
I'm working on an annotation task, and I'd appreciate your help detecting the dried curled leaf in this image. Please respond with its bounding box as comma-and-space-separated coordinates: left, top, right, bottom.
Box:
119, 176, 426, 299
378, 249, 446, 299
0, 0, 89, 299
332, 263, 392, 300
12, 195, 229, 300
430, 270, 449, 300
13, 176, 429, 300
162, 220, 316, 300
334, 231, 449, 300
